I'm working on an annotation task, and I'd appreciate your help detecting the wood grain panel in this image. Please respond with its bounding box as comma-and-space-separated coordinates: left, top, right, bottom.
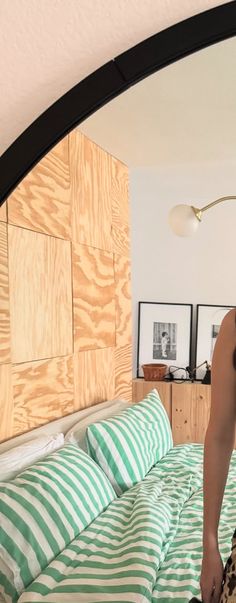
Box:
114, 254, 131, 347
0, 222, 11, 363
0, 201, 7, 222
172, 383, 211, 445
8, 138, 71, 239
132, 378, 172, 422
73, 242, 115, 351
8, 225, 73, 363
0, 364, 13, 441
1, 131, 131, 443
12, 356, 74, 436
70, 130, 112, 251
115, 344, 132, 402
111, 157, 130, 256
73, 348, 115, 410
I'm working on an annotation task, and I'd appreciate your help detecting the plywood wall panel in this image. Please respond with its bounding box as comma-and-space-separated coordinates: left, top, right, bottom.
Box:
0, 222, 11, 363
73, 242, 116, 351
0, 132, 131, 443
74, 348, 115, 410
8, 138, 71, 240
0, 364, 13, 441
111, 157, 130, 256
70, 130, 112, 251
0, 201, 7, 222
12, 356, 74, 436
114, 254, 132, 347
8, 225, 73, 363
115, 344, 132, 402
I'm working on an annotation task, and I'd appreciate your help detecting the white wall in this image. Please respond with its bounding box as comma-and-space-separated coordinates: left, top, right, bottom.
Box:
0, 0, 228, 154
130, 161, 236, 376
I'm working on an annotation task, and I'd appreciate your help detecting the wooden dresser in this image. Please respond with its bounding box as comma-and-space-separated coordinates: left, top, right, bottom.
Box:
132, 378, 212, 446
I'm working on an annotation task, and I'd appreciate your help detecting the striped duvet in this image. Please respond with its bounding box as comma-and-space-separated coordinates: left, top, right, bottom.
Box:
17, 444, 236, 603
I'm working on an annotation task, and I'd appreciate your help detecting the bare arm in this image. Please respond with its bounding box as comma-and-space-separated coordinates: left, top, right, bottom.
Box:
203, 309, 236, 553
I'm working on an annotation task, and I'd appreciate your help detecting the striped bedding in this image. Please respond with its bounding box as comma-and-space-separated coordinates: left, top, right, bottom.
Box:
153, 445, 236, 602
0, 445, 116, 602
17, 444, 236, 603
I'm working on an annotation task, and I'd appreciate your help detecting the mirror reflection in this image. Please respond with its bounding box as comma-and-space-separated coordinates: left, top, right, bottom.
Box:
0, 35, 235, 603
80, 35, 236, 381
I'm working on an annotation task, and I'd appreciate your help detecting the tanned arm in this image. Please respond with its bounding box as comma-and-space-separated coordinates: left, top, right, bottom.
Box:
203, 309, 236, 555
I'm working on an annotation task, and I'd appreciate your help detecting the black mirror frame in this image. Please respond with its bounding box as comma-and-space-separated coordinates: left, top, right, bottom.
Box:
0, 1, 236, 205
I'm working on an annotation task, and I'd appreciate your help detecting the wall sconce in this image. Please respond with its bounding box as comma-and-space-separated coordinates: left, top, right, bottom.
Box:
168, 196, 236, 237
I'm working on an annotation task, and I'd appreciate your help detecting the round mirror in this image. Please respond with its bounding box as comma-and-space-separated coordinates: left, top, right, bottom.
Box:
0, 8, 235, 440
0, 8, 236, 603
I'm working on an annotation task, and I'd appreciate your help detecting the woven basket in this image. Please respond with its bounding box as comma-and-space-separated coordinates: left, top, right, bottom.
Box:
142, 363, 167, 381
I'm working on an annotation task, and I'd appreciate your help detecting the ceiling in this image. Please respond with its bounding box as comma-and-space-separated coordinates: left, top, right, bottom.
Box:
0, 0, 231, 156
80, 36, 236, 166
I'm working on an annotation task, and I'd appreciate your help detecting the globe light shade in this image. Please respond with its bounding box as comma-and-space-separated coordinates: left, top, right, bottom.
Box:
168, 204, 200, 237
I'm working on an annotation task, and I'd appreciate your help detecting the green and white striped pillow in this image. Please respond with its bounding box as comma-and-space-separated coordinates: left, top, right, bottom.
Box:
0, 444, 116, 602
86, 388, 173, 495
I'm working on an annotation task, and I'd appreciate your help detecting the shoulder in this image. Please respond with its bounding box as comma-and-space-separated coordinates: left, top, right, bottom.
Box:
220, 308, 235, 335
216, 309, 236, 356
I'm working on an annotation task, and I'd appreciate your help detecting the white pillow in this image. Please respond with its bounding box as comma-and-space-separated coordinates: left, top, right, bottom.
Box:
65, 399, 131, 451
0, 432, 64, 482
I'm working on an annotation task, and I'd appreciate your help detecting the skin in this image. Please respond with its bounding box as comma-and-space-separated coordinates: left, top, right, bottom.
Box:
200, 308, 236, 603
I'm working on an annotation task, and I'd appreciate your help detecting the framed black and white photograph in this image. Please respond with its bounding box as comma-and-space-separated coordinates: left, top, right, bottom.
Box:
195, 304, 234, 380
137, 302, 193, 379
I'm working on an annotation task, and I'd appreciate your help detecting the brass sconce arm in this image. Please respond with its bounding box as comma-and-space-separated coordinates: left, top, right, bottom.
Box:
192, 196, 236, 222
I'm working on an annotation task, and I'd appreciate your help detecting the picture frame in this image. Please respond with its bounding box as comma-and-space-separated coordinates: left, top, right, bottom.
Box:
195, 304, 234, 380
137, 302, 193, 379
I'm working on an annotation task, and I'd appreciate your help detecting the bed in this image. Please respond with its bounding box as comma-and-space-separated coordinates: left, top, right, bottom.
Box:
1, 390, 236, 603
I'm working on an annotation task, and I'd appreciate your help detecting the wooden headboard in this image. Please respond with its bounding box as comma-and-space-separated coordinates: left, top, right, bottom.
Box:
0, 129, 132, 443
